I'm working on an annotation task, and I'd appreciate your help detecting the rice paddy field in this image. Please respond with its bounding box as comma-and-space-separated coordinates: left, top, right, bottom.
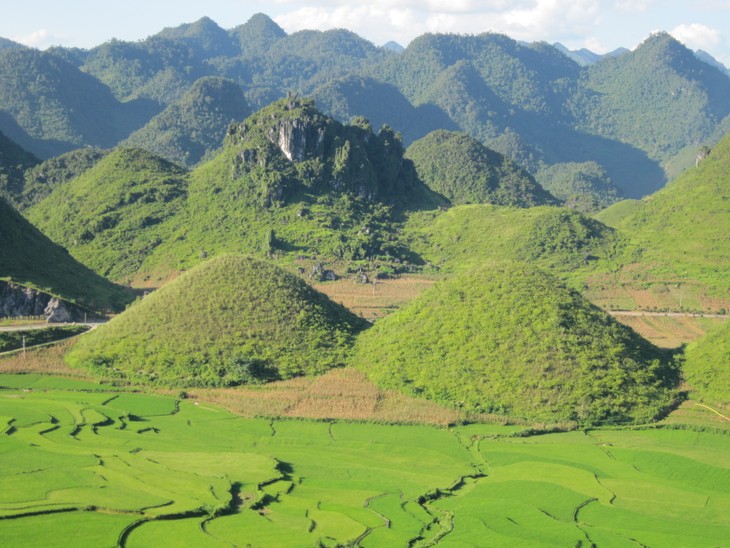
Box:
1, 374, 728, 547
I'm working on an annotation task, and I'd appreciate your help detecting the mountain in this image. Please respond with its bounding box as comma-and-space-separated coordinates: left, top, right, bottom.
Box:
552, 42, 628, 66
580, 33, 730, 165
0, 38, 26, 51
26, 99, 441, 281
25, 148, 189, 281
369, 31, 666, 200
122, 76, 251, 167
2, 16, 729, 207
155, 16, 239, 59
229, 12, 286, 57
694, 50, 730, 76
0, 130, 39, 204
682, 320, 730, 407
0, 196, 131, 312
0, 48, 156, 158
312, 75, 458, 146
405, 130, 558, 206
142, 97, 441, 274
596, 131, 730, 299
535, 160, 624, 211
66, 254, 368, 386
352, 261, 679, 425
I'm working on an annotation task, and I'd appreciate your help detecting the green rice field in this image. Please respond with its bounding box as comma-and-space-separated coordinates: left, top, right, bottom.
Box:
0, 374, 728, 547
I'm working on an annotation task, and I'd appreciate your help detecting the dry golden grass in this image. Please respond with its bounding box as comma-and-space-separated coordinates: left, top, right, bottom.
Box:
0, 339, 93, 377
313, 275, 437, 319
191, 368, 463, 426
611, 315, 726, 348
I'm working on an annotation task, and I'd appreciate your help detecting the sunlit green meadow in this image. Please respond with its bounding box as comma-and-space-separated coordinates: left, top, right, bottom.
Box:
0, 375, 728, 546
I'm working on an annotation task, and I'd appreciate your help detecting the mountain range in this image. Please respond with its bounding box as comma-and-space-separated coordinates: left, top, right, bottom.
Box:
1, 14, 729, 208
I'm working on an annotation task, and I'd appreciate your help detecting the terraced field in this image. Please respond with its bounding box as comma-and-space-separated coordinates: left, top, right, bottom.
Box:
0, 375, 728, 546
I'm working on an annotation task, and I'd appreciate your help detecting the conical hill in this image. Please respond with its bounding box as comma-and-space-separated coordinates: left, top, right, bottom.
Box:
66, 255, 369, 387
351, 262, 679, 425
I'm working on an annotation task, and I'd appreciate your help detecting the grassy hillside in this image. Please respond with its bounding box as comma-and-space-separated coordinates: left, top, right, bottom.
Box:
404, 204, 629, 286
15, 147, 108, 209
27, 98, 441, 281
682, 320, 730, 407
596, 131, 730, 299
352, 262, 679, 425
405, 130, 558, 206
122, 76, 251, 167
66, 255, 368, 386
26, 148, 188, 281
0, 197, 132, 312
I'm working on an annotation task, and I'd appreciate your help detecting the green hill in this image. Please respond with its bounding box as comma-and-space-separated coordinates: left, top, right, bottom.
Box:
404, 205, 629, 285
66, 255, 368, 386
0, 196, 131, 312
16, 147, 109, 209
351, 262, 679, 425
596, 131, 730, 299
26, 99, 440, 280
25, 148, 188, 280
122, 76, 251, 167
0, 130, 39, 205
140, 97, 440, 274
405, 130, 558, 206
682, 320, 730, 407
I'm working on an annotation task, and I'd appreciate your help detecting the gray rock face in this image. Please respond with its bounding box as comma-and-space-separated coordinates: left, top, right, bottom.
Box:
268, 118, 326, 162
0, 281, 86, 322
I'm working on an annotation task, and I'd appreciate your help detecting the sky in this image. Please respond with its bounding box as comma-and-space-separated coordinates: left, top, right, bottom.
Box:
1, 0, 729, 66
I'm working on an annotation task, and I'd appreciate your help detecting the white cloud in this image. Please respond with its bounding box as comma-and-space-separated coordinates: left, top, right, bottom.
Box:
274, 0, 603, 45
14, 28, 68, 49
670, 23, 722, 52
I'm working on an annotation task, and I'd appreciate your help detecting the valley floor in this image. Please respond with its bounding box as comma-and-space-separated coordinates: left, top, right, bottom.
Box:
0, 373, 728, 547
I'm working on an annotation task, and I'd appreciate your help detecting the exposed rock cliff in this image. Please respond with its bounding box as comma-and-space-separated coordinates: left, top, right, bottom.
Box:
224, 97, 440, 209
0, 281, 88, 322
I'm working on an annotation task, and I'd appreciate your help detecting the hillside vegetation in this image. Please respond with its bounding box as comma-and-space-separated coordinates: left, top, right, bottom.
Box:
26, 148, 189, 280
28, 98, 443, 280
66, 255, 368, 386
596, 131, 730, 298
0, 130, 38, 205
682, 320, 730, 407
352, 262, 680, 425
0, 197, 131, 312
405, 130, 558, 206
122, 77, 251, 167
1, 15, 728, 206
404, 205, 629, 285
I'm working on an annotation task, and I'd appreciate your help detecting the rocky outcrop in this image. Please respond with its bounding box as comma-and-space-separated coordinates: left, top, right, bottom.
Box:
268, 117, 326, 162
0, 281, 87, 322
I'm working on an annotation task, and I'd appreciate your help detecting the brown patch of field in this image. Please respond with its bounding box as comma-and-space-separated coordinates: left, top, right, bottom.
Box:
312, 275, 437, 319
0, 339, 92, 377
611, 315, 726, 348
584, 269, 730, 313
191, 368, 463, 426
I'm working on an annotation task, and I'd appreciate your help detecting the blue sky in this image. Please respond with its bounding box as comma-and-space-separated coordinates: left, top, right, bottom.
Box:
2, 0, 729, 65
